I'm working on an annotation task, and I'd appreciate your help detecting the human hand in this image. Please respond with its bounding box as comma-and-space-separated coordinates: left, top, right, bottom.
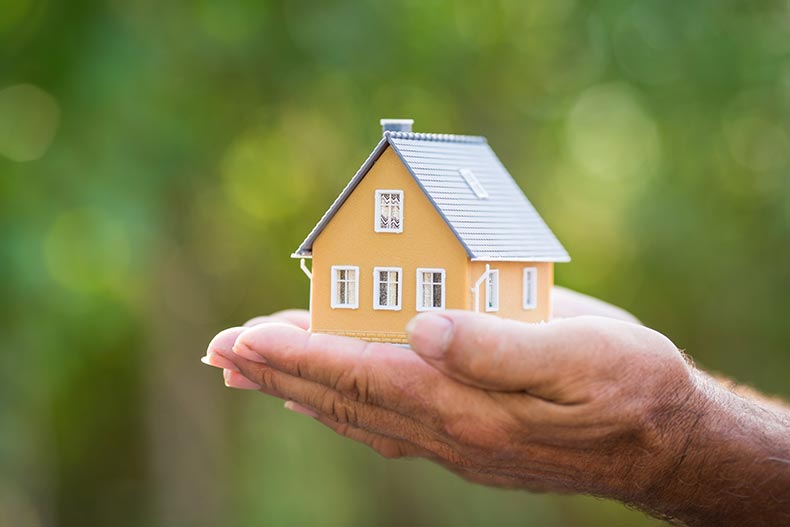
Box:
204, 290, 693, 494
203, 289, 790, 526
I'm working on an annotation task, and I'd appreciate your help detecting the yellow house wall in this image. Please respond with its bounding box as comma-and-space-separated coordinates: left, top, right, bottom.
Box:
311, 146, 469, 343
467, 261, 554, 323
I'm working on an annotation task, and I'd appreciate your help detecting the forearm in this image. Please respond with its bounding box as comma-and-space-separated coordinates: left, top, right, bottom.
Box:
710, 372, 790, 415
638, 370, 790, 526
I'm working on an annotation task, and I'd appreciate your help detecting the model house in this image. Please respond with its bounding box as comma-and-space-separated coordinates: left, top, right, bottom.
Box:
292, 119, 569, 344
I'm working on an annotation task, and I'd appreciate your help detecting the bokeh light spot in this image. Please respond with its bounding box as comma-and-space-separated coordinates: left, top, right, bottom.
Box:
0, 84, 60, 162
723, 92, 789, 172
44, 208, 131, 294
517, 0, 577, 28
566, 83, 661, 180
221, 130, 300, 221
0, 480, 41, 527
0, 0, 35, 35
195, 0, 263, 46
613, 0, 690, 86
220, 114, 334, 222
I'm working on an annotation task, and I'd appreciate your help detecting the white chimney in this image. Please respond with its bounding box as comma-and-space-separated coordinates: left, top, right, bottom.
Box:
380, 118, 414, 134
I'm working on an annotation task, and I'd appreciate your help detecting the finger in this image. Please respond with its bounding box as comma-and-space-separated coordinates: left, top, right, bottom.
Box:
203, 327, 247, 370
202, 311, 309, 369
283, 401, 433, 460
231, 323, 456, 425
215, 330, 537, 458
442, 460, 573, 493
438, 461, 524, 489
406, 310, 619, 398
223, 369, 261, 390
244, 309, 310, 329
219, 349, 459, 458
552, 287, 640, 324
223, 368, 286, 399
284, 401, 531, 489
201, 353, 239, 372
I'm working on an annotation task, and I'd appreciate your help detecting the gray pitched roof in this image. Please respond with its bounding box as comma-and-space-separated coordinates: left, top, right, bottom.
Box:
293, 130, 570, 262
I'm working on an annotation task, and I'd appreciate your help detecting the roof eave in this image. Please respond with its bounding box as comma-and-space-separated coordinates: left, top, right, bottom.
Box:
292, 136, 390, 255
470, 256, 571, 263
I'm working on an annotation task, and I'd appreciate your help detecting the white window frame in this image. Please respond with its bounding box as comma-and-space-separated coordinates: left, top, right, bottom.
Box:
416, 268, 446, 311
485, 269, 499, 312
373, 267, 402, 310
523, 267, 538, 310
374, 189, 404, 233
330, 266, 359, 309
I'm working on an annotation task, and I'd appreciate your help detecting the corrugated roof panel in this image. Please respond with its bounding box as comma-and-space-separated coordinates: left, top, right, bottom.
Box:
293, 130, 569, 262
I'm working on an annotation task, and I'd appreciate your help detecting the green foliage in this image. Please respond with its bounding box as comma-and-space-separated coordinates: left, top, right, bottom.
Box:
1, 1, 788, 525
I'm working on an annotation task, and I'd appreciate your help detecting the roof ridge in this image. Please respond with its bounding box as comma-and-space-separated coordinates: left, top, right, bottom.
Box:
385, 131, 487, 144
293, 128, 569, 263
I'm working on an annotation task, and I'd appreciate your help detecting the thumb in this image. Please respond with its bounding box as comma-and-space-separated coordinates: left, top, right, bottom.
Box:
406, 310, 577, 392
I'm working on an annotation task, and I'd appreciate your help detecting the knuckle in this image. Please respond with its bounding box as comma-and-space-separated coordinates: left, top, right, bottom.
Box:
450, 326, 505, 379
624, 327, 692, 391
444, 416, 482, 446
435, 445, 474, 468
442, 413, 467, 441
574, 319, 620, 354
440, 405, 516, 458
443, 414, 496, 451
291, 357, 306, 379
372, 438, 405, 459
464, 350, 494, 379
325, 392, 359, 426
334, 370, 365, 402
333, 355, 374, 405
255, 365, 278, 390
332, 422, 353, 439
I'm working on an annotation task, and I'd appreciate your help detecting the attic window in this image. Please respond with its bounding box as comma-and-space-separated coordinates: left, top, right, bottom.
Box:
375, 190, 403, 233
459, 169, 488, 199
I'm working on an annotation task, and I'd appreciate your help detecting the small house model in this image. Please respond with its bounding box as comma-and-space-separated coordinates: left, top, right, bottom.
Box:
292, 119, 569, 344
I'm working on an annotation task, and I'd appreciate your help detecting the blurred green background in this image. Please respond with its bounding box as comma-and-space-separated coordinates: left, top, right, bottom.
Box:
1, 0, 789, 525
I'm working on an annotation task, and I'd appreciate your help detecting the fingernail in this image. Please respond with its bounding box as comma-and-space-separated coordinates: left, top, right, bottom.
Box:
232, 342, 267, 364
201, 352, 239, 372
223, 369, 261, 390
284, 400, 320, 418
406, 313, 453, 359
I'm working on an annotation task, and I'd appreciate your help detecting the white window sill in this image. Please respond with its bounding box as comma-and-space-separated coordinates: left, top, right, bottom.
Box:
373, 305, 402, 311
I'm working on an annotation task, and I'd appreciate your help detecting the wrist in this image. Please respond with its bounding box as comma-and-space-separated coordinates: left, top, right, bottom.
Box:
609, 366, 707, 521
633, 369, 718, 523
634, 369, 790, 526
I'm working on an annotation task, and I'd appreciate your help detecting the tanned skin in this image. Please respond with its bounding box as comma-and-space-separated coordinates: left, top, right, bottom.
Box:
203, 287, 790, 526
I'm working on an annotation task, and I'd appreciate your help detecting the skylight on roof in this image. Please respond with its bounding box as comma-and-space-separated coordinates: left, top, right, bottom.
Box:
459, 168, 488, 199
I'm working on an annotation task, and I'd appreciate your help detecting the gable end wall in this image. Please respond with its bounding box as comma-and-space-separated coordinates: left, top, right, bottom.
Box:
310, 147, 469, 341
